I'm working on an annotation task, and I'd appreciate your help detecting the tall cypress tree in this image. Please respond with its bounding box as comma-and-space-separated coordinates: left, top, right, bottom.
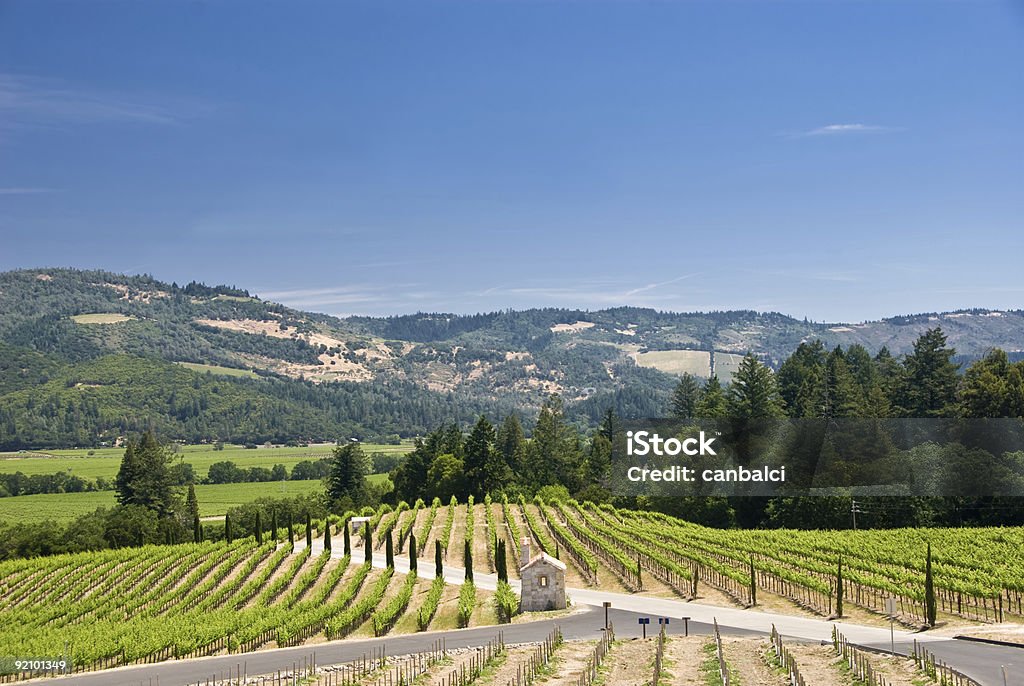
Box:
255, 511, 263, 544
836, 556, 844, 618
385, 530, 395, 569
496, 540, 508, 583
225, 513, 233, 544
925, 543, 936, 626
193, 514, 201, 543
343, 518, 351, 555
464, 540, 473, 582
749, 556, 757, 606
409, 532, 418, 572
305, 512, 312, 549
287, 518, 294, 548
324, 519, 332, 553
186, 483, 200, 521
364, 521, 372, 563
435, 540, 443, 577
271, 510, 279, 542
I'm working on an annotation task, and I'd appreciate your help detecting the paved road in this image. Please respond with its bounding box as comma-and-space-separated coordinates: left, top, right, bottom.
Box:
29, 543, 1023, 685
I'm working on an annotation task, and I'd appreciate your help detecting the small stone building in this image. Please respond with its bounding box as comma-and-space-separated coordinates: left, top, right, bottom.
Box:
349, 516, 371, 535
518, 537, 567, 612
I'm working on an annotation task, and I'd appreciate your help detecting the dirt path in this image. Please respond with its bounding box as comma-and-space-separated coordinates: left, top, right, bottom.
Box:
600, 638, 657, 686
471, 504, 492, 575
783, 642, 854, 685
662, 636, 704, 685
537, 640, 599, 686
722, 637, 789, 685
475, 645, 538, 686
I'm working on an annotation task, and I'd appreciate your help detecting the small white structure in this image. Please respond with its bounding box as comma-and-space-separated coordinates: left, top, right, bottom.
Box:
518, 537, 567, 612
349, 516, 371, 535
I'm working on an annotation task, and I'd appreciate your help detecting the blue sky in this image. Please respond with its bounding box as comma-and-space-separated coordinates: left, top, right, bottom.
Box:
1, 0, 1021, 323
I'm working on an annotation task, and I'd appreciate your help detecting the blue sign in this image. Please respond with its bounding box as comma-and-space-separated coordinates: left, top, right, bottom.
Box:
638, 617, 650, 625
658, 618, 670, 624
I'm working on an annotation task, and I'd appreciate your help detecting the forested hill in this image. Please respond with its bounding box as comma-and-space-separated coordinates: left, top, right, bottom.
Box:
1, 267, 1023, 448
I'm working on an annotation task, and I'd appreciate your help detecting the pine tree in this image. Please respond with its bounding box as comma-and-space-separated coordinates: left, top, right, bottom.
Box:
899, 328, 960, 418
364, 521, 372, 563
255, 511, 262, 544
343, 518, 351, 555
464, 540, 473, 582
225, 513, 233, 544
327, 443, 368, 504
695, 376, 728, 418
324, 519, 332, 553
671, 373, 702, 419
114, 431, 177, 517
409, 532, 418, 572
305, 512, 312, 549
386, 530, 395, 569
496, 414, 526, 477
435, 539, 443, 577
464, 415, 497, 498
925, 543, 936, 626
727, 354, 785, 419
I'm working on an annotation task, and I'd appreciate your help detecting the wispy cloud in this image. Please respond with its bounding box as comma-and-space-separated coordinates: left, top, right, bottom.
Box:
0, 187, 57, 195
796, 123, 901, 137
0, 73, 210, 130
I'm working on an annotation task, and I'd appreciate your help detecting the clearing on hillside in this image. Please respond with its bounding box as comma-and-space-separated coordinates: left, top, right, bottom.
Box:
633, 350, 711, 377
70, 313, 135, 324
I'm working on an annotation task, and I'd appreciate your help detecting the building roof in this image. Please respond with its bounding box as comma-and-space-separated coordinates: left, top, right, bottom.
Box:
520, 552, 567, 572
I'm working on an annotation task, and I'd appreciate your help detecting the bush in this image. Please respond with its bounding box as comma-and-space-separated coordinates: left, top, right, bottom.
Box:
457, 580, 476, 628
495, 580, 518, 623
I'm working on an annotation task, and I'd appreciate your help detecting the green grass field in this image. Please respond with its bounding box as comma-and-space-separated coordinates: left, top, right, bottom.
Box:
0, 442, 411, 480
0, 474, 387, 524
174, 362, 260, 378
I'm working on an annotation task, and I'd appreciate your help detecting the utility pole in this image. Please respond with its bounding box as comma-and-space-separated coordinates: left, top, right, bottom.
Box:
851, 499, 865, 530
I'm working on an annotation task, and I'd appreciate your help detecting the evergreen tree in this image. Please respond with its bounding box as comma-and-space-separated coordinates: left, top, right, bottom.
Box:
925, 543, 936, 626
409, 532, 418, 572
464, 415, 497, 498
287, 518, 294, 548
364, 521, 372, 563
670, 373, 702, 419
496, 540, 508, 583
525, 395, 582, 492
959, 349, 1024, 418
324, 519, 332, 553
115, 431, 177, 516
899, 328, 960, 418
305, 511, 312, 549
343, 518, 351, 555
255, 511, 262, 544
695, 376, 728, 417
185, 483, 199, 522
836, 556, 844, 617
271, 510, 279, 541
777, 341, 826, 418
327, 443, 368, 505
435, 540, 443, 577
225, 513, 233, 543
727, 354, 785, 418
464, 539, 473, 582
496, 414, 526, 477
749, 556, 757, 606
385, 530, 394, 569
820, 347, 864, 418
192, 514, 201, 543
